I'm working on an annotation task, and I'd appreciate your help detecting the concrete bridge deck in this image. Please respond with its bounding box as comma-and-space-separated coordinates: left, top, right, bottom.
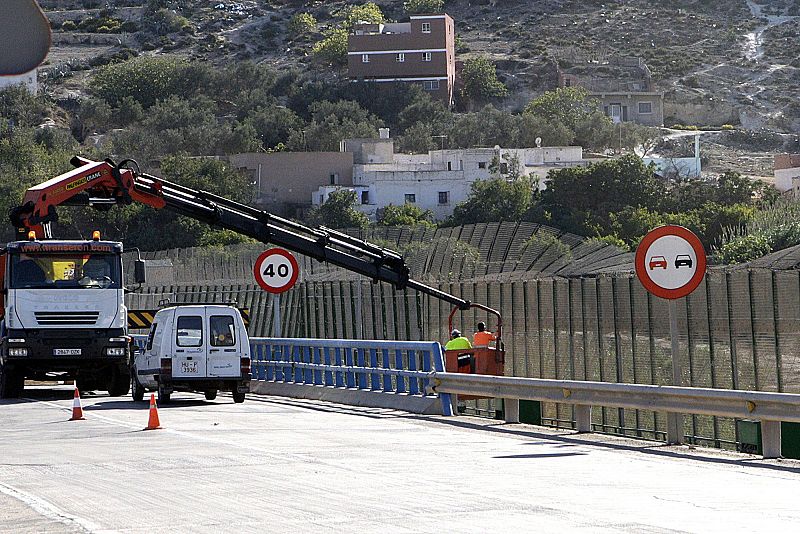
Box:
1, 386, 798, 533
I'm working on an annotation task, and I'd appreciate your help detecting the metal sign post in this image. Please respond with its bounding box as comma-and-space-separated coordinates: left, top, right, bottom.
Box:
667, 299, 683, 444
254, 248, 299, 338
272, 293, 281, 338
635, 225, 706, 445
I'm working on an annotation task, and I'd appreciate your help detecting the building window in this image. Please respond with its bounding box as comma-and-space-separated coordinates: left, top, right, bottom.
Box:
329, 173, 338, 185
447, 161, 452, 171
638, 101, 653, 114
422, 80, 440, 90
478, 162, 487, 169
396, 53, 405, 62
422, 52, 432, 62
361, 54, 369, 63
422, 22, 431, 33
500, 163, 508, 174
564, 77, 571, 87
438, 191, 449, 205
361, 191, 369, 204
404, 194, 416, 204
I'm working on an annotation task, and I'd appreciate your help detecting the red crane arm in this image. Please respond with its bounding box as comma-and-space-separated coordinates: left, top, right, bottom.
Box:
10, 157, 166, 237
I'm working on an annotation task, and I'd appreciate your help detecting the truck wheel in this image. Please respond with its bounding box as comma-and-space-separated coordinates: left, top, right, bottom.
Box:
158, 386, 171, 404
0, 366, 23, 399
232, 391, 245, 404
130, 369, 145, 402
204, 390, 217, 401
107, 365, 130, 397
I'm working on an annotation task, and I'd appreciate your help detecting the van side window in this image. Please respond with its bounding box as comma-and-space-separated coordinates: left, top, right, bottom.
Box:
210, 315, 235, 347
176, 316, 203, 347
146, 322, 158, 351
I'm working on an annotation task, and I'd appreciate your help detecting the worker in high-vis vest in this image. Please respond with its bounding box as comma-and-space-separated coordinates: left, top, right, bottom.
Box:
445, 329, 472, 350
473, 321, 497, 348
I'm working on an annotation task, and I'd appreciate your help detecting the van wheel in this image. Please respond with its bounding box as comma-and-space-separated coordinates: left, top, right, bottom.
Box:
107, 365, 130, 397
158, 386, 171, 404
130, 369, 145, 402
232, 391, 245, 404
204, 390, 217, 401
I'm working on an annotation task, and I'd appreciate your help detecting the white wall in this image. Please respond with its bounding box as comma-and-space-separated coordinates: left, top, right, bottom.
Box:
775, 168, 800, 192
0, 71, 37, 93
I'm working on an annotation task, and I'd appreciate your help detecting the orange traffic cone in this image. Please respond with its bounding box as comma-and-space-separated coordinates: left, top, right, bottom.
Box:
69, 387, 85, 421
144, 393, 161, 430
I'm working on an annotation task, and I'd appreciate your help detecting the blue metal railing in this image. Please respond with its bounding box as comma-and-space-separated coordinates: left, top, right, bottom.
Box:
250, 337, 452, 416
130, 335, 452, 415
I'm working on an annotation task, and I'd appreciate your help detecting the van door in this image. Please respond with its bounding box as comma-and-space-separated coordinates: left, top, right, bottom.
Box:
173, 309, 205, 379
207, 309, 241, 378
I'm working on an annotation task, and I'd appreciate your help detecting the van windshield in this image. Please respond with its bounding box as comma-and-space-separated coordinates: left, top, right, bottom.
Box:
10, 253, 122, 289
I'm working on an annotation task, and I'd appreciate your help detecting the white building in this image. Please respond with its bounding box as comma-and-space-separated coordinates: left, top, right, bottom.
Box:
0, 71, 38, 94
313, 131, 587, 221
774, 154, 800, 196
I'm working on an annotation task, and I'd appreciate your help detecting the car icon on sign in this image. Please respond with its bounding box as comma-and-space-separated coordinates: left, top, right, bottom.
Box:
648, 255, 668, 270
674, 254, 693, 269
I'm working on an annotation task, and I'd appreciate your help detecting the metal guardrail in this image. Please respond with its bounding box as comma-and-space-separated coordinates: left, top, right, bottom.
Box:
430, 372, 800, 459
249, 337, 452, 415
132, 335, 453, 414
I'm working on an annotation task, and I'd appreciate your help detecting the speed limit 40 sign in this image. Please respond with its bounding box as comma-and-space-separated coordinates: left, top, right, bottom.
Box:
254, 248, 299, 294
635, 225, 706, 300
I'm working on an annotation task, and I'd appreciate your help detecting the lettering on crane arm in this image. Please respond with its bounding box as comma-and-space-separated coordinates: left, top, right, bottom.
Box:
65, 170, 104, 191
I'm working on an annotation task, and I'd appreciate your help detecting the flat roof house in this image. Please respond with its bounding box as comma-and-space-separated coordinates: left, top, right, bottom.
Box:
348, 14, 456, 107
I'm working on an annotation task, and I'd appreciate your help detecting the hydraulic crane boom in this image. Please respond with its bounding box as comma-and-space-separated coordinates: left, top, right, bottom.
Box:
10, 156, 473, 310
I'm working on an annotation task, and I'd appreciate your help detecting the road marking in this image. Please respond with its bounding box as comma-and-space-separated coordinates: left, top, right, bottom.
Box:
0, 480, 110, 533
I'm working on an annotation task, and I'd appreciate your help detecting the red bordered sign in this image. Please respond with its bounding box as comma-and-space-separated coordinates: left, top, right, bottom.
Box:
635, 225, 706, 300
253, 248, 299, 294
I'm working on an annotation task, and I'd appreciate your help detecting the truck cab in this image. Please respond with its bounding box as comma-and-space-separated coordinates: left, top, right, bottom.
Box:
0, 237, 131, 398
131, 305, 251, 403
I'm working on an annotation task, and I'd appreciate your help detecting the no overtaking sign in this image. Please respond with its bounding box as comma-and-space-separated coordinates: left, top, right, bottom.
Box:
634, 225, 706, 300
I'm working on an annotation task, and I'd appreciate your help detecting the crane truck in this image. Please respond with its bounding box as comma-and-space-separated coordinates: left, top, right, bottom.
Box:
0, 156, 501, 399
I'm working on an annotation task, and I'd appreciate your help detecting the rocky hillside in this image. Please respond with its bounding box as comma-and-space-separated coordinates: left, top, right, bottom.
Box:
37, 0, 800, 134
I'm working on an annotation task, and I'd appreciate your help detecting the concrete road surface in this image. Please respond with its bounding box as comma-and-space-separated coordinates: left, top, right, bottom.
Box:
1, 386, 799, 533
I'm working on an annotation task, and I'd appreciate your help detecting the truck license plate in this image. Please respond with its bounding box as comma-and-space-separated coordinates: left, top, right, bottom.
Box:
54, 348, 81, 356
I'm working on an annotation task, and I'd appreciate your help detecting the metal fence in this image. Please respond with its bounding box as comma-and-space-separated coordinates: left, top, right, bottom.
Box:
286, 269, 800, 448
126, 223, 800, 450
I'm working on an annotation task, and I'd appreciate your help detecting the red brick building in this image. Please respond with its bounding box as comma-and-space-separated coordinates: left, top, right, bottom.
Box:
347, 14, 455, 107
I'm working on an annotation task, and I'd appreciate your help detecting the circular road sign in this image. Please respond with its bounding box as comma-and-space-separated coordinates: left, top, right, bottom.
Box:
254, 248, 299, 294
635, 225, 706, 300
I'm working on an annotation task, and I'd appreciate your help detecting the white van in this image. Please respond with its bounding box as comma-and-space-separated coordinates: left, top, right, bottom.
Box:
131, 305, 251, 403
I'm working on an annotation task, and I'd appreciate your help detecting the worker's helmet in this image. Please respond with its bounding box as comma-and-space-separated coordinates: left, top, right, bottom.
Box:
451, 329, 461, 337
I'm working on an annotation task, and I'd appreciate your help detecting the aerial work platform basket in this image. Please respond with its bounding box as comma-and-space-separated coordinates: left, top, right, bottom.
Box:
444, 304, 505, 399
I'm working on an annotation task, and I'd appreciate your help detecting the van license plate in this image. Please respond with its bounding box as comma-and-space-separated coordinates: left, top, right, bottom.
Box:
181, 361, 198, 374
54, 349, 81, 356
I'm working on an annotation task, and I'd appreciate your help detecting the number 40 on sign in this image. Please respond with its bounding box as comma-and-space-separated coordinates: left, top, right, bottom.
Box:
253, 248, 299, 294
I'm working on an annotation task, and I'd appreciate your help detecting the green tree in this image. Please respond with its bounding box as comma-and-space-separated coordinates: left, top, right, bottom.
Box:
404, 0, 444, 13
288, 100, 383, 151
91, 56, 201, 108
312, 29, 349, 67
459, 57, 508, 109
308, 189, 369, 229
249, 105, 303, 150
378, 203, 435, 227
288, 12, 317, 37
540, 155, 664, 236
343, 3, 385, 29
524, 87, 612, 148
0, 86, 49, 128
447, 176, 535, 226
73, 98, 112, 141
